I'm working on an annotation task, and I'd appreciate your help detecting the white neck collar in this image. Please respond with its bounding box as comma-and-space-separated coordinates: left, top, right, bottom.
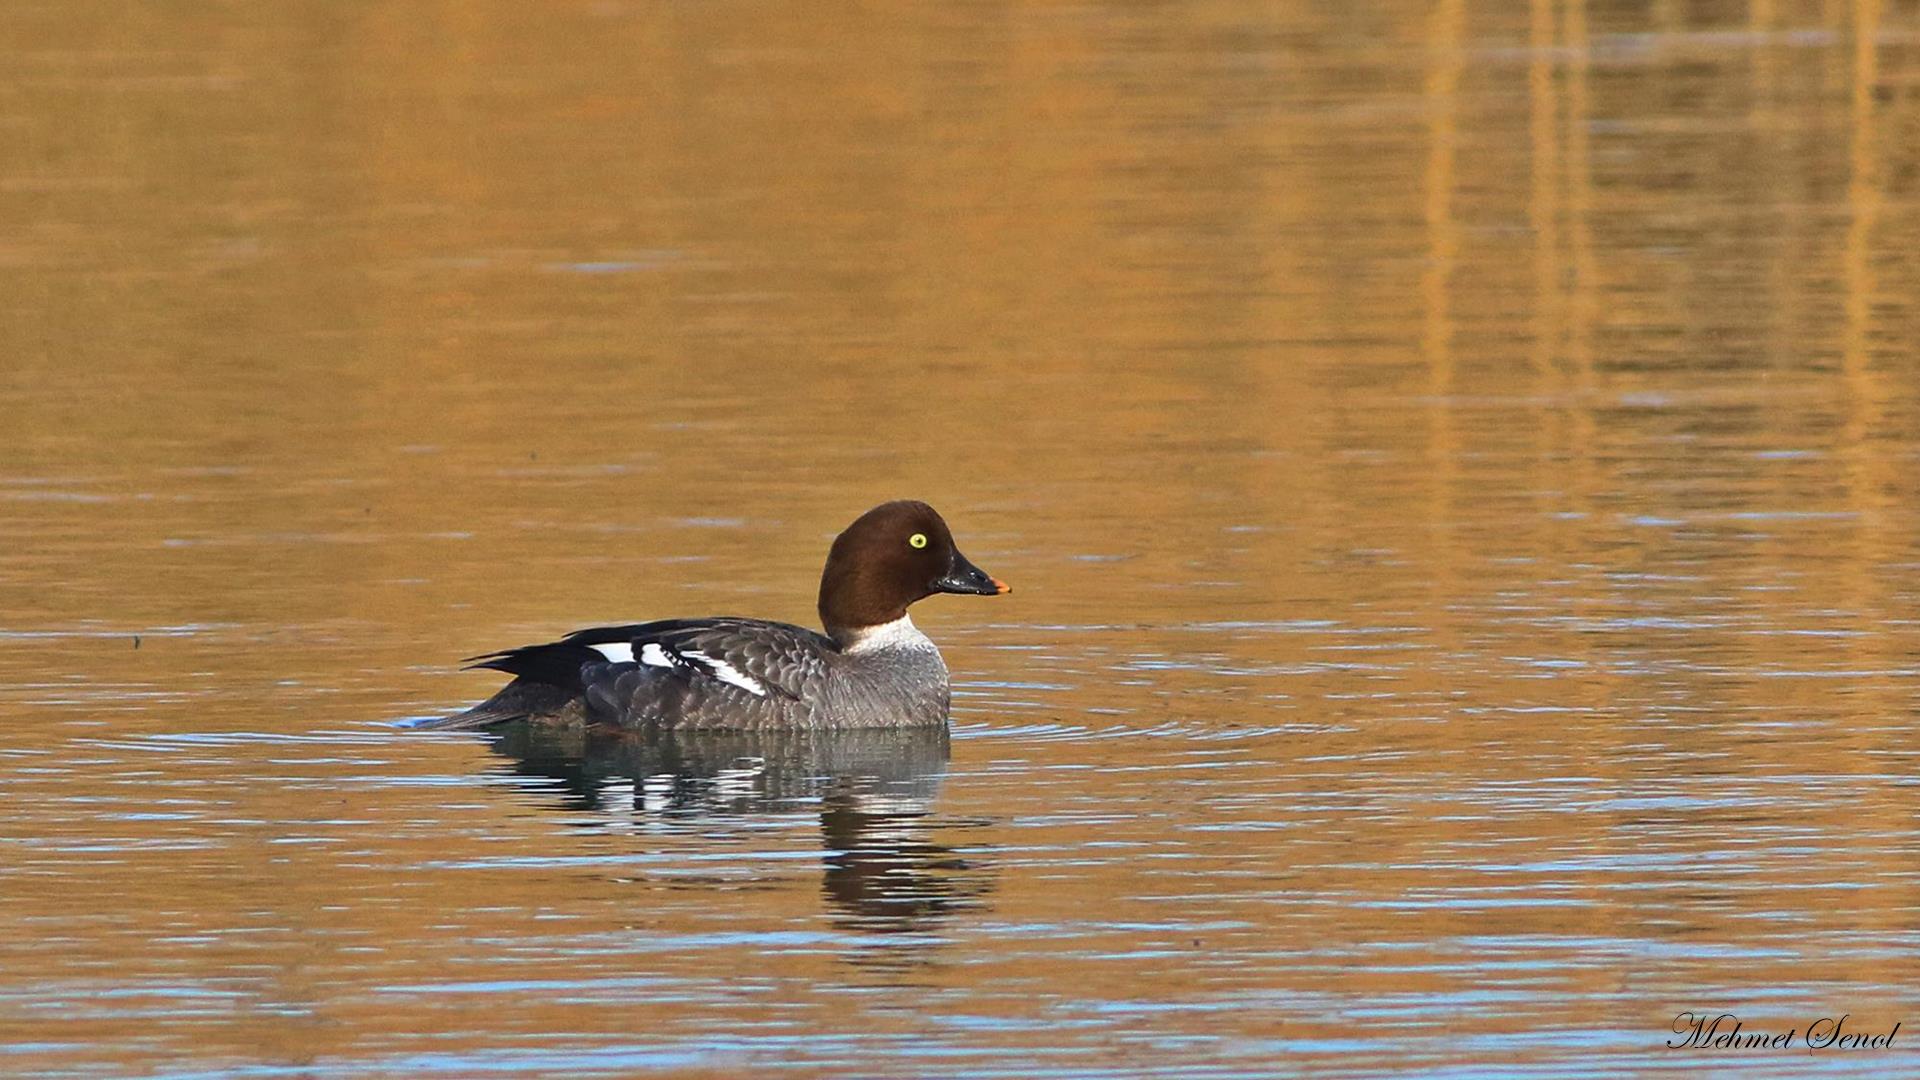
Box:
839, 613, 937, 654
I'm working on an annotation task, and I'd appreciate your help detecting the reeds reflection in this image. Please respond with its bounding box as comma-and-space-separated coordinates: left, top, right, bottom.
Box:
488, 724, 991, 941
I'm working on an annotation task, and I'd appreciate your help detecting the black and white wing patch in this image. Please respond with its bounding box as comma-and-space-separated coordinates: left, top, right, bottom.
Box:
563, 618, 831, 704
584, 639, 770, 696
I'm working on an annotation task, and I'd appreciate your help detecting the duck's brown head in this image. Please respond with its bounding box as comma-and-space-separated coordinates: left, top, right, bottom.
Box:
817, 500, 1009, 644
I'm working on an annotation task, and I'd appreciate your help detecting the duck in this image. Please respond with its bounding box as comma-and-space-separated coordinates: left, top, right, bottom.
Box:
422, 500, 1010, 731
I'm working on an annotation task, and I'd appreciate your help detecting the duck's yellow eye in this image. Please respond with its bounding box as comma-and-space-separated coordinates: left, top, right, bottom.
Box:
909, 533, 928, 549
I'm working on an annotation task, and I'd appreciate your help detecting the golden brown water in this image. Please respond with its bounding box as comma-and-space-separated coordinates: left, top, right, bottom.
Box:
5, 1, 1920, 1075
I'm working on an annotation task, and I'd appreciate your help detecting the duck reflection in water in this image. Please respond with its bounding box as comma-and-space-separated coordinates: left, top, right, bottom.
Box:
488, 723, 992, 944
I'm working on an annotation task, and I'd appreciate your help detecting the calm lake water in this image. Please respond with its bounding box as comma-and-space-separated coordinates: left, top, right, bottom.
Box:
5, 1, 1920, 1076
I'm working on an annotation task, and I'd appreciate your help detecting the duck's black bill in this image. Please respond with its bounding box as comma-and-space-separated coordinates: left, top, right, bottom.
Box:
933, 551, 1012, 596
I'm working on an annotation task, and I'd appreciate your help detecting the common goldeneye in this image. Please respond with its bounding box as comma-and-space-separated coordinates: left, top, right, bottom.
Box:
424, 500, 1010, 731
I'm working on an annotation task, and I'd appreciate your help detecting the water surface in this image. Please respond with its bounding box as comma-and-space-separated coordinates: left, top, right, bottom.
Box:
4, 1, 1920, 1076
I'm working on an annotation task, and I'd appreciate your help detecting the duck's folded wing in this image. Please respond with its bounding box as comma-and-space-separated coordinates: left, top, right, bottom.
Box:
564, 618, 834, 703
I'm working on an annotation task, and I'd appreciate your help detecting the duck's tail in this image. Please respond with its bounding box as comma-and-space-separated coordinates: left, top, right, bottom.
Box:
414, 677, 581, 731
